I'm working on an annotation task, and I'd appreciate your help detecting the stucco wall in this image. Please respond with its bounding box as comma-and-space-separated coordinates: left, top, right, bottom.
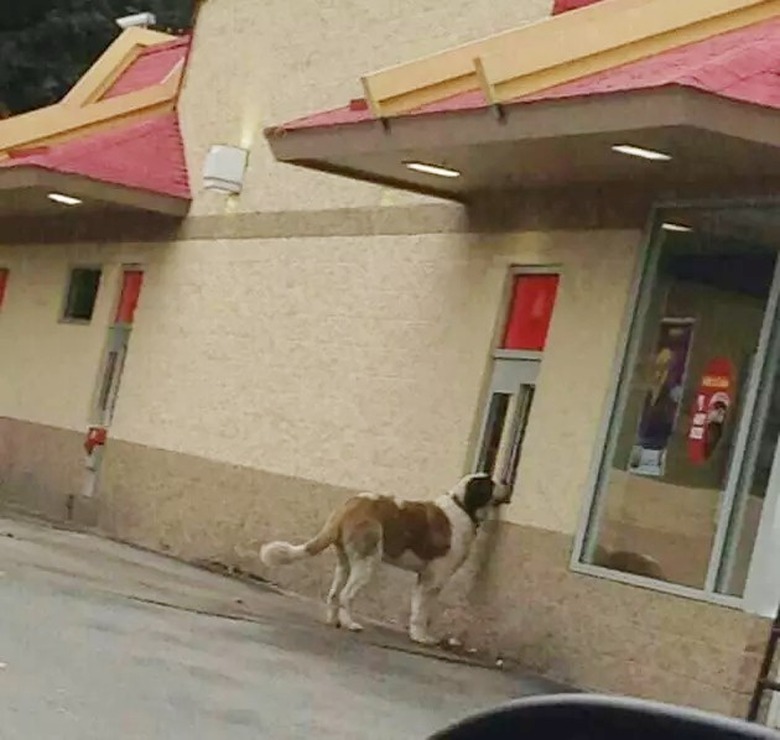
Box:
105, 227, 639, 534
178, 0, 554, 215
0, 243, 152, 432
0, 223, 637, 539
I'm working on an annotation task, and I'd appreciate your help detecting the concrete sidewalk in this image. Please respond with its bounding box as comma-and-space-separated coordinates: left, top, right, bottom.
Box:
0, 516, 567, 739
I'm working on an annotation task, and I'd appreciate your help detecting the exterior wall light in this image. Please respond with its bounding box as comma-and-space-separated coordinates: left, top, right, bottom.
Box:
203, 145, 250, 195
115, 12, 157, 29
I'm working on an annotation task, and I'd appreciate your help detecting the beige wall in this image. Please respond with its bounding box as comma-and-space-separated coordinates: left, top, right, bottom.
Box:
0, 242, 152, 432
104, 227, 639, 535
179, 0, 553, 215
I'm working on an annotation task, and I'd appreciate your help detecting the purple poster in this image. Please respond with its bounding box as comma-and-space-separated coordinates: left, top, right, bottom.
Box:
628, 317, 695, 478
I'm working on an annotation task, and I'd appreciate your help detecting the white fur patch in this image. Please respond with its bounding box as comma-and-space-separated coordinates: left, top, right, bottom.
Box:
433, 495, 477, 574
384, 550, 428, 573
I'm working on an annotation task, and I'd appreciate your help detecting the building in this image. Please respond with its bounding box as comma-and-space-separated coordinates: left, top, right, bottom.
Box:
2, 0, 780, 717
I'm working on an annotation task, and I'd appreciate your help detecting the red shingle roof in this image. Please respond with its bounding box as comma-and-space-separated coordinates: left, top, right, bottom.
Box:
552, 0, 607, 15
1, 112, 190, 200
101, 36, 190, 100
521, 16, 780, 108
273, 17, 780, 132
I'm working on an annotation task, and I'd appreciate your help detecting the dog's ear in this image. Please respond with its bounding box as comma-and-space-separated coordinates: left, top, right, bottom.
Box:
463, 474, 495, 512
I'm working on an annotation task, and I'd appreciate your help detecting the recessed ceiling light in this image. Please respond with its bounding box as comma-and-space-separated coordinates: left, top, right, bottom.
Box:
662, 222, 692, 233
48, 192, 82, 206
404, 161, 461, 178
612, 144, 672, 162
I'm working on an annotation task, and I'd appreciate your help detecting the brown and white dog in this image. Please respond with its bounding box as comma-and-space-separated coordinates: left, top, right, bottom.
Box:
260, 473, 506, 645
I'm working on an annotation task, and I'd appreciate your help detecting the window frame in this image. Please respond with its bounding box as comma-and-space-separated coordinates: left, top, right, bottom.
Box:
60, 264, 103, 325
570, 199, 780, 613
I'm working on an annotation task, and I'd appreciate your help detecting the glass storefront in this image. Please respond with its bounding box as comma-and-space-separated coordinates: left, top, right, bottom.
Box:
580, 206, 780, 598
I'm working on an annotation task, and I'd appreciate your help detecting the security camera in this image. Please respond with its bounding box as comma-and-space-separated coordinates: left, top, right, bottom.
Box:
115, 12, 157, 29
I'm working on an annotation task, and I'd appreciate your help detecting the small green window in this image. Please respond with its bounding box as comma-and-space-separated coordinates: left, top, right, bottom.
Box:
63, 268, 101, 322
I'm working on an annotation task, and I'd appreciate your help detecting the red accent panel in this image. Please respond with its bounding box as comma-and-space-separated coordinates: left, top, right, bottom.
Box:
84, 426, 108, 455
101, 37, 189, 100
502, 274, 560, 351
552, 0, 606, 15
115, 270, 144, 324
0, 268, 7, 309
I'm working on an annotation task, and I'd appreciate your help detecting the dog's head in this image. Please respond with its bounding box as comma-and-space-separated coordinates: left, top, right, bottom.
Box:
450, 473, 511, 523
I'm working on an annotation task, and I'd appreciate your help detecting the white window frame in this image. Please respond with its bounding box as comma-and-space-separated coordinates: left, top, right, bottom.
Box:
570, 200, 780, 614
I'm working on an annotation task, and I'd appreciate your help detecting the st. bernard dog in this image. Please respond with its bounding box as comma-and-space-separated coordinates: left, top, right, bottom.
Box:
260, 473, 506, 645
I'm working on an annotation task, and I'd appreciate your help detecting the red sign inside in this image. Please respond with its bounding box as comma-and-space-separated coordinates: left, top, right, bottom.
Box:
687, 357, 734, 465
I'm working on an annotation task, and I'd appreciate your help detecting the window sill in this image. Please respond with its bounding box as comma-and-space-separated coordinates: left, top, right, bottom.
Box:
569, 560, 744, 611
59, 317, 93, 326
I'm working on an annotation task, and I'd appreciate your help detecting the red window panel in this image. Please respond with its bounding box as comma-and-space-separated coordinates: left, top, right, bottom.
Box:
0, 269, 8, 310
552, 0, 607, 14
115, 270, 144, 324
501, 274, 560, 351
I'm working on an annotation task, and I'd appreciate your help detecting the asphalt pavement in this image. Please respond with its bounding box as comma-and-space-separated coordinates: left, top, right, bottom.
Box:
0, 516, 564, 739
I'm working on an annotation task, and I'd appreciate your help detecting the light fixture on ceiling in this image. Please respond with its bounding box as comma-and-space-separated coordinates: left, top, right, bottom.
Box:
612, 144, 672, 162
48, 192, 82, 206
661, 222, 693, 233
404, 161, 461, 178
115, 12, 157, 29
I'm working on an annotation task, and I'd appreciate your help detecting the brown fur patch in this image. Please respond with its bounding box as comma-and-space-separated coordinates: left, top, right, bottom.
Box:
337, 496, 452, 561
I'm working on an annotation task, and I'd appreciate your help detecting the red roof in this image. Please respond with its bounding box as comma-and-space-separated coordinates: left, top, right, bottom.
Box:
273, 16, 780, 132
552, 0, 607, 15
2, 113, 191, 200
102, 36, 190, 100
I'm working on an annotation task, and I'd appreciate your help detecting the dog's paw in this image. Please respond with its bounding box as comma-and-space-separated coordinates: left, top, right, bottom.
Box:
338, 610, 364, 632
409, 630, 438, 646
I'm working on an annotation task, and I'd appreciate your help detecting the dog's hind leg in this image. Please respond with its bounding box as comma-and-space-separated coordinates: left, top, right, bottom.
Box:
326, 545, 350, 627
338, 547, 380, 632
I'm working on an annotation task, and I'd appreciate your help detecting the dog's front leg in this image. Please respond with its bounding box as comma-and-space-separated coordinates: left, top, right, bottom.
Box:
409, 572, 441, 645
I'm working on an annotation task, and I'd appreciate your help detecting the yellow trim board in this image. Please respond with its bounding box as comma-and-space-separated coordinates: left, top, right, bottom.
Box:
483, 0, 780, 103
0, 65, 182, 156
362, 0, 777, 116
62, 27, 175, 108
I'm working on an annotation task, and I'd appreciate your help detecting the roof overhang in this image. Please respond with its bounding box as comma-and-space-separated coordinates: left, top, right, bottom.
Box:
0, 165, 190, 217
0, 29, 191, 221
266, 87, 780, 202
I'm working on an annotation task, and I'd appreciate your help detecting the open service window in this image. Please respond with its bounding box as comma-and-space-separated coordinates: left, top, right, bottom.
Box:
575, 205, 780, 608
474, 269, 559, 493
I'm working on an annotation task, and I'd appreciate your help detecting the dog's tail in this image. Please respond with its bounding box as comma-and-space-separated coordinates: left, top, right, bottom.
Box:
260, 510, 341, 567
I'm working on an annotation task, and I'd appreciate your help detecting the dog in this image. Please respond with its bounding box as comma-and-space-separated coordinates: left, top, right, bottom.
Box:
260, 473, 507, 645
